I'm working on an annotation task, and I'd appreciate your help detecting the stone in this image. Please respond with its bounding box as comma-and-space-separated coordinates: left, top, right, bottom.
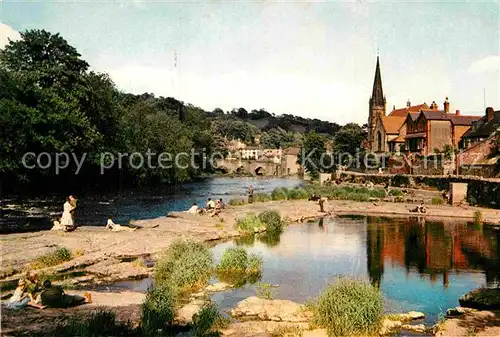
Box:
379, 319, 402, 335
221, 321, 310, 337
406, 311, 425, 320
205, 282, 233, 292
176, 299, 206, 324
229, 296, 313, 322
446, 306, 477, 317
402, 324, 427, 334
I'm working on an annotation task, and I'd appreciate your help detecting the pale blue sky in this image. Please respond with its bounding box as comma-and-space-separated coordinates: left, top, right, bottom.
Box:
1, 0, 499, 124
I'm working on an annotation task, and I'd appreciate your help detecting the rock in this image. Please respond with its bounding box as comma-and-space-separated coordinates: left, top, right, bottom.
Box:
229, 296, 312, 322
176, 299, 206, 324
205, 282, 233, 292
222, 321, 310, 337
446, 306, 477, 317
402, 324, 427, 334
406, 311, 425, 320
379, 319, 402, 335
386, 311, 425, 322
459, 288, 500, 310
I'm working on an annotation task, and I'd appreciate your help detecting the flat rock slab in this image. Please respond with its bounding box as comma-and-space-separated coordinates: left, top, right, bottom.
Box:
176, 299, 206, 324
230, 296, 313, 322
222, 321, 309, 337
435, 309, 500, 337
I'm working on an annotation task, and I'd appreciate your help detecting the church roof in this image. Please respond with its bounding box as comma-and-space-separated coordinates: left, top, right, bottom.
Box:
370, 57, 385, 106
389, 103, 429, 117
381, 116, 406, 134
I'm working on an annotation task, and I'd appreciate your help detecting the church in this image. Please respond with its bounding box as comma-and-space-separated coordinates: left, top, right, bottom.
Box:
366, 57, 479, 154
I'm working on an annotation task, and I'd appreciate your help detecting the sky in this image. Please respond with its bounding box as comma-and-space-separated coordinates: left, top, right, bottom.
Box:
1, 0, 499, 125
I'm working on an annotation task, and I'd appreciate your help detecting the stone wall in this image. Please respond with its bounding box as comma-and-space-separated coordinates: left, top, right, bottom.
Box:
339, 171, 500, 209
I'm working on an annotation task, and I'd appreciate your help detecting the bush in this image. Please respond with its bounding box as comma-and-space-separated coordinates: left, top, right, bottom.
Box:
30, 247, 72, 269
255, 282, 274, 300
254, 193, 272, 203
228, 198, 246, 206
271, 187, 289, 200
287, 187, 309, 200
431, 197, 443, 205
388, 189, 404, 197
473, 211, 484, 225
54, 309, 133, 336
235, 213, 264, 233
312, 278, 383, 337
192, 302, 229, 337
218, 247, 248, 271
142, 284, 176, 336
258, 210, 284, 233
369, 189, 386, 199
155, 240, 213, 290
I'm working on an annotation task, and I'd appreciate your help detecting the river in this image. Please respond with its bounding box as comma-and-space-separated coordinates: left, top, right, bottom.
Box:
0, 177, 302, 233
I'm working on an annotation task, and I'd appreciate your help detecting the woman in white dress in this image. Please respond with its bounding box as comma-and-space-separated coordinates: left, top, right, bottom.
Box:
60, 195, 77, 229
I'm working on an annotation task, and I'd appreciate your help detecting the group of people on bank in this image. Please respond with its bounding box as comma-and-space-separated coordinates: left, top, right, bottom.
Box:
186, 197, 226, 217
5, 270, 92, 311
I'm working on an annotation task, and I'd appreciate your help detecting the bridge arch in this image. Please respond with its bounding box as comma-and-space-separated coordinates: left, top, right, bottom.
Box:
255, 166, 265, 176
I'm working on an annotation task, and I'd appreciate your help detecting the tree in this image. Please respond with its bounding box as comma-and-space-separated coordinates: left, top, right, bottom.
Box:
297, 132, 332, 179
333, 123, 364, 156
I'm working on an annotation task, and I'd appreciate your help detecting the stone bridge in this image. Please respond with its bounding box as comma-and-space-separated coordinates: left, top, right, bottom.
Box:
216, 158, 282, 176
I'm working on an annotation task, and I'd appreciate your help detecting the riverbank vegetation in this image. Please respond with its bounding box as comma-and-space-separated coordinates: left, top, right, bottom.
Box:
217, 247, 263, 274
236, 210, 285, 235
310, 278, 383, 337
30, 247, 72, 269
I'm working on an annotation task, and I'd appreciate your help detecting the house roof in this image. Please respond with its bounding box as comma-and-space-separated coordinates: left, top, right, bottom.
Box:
449, 115, 481, 126
420, 110, 449, 120
388, 135, 406, 143
284, 147, 300, 155
389, 103, 429, 117
381, 116, 406, 134
462, 111, 500, 138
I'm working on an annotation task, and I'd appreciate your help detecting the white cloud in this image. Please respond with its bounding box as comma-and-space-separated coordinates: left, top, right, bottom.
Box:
467, 55, 500, 75
0, 23, 21, 49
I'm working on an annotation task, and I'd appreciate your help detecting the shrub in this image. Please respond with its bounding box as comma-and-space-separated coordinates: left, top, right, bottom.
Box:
473, 211, 484, 225
255, 282, 274, 300
271, 187, 289, 200
218, 247, 248, 271
388, 189, 404, 197
271, 325, 303, 337
30, 247, 72, 269
228, 198, 246, 206
254, 193, 272, 203
54, 309, 133, 336
142, 284, 176, 336
312, 278, 383, 337
431, 197, 443, 205
235, 213, 264, 233
287, 187, 309, 200
258, 210, 284, 233
369, 189, 386, 199
192, 302, 229, 337
155, 240, 213, 290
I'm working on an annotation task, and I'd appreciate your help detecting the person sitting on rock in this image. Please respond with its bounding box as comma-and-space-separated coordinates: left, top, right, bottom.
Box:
40, 280, 92, 308
206, 198, 216, 210
105, 218, 137, 232
210, 200, 223, 218
5, 279, 46, 310
186, 202, 199, 214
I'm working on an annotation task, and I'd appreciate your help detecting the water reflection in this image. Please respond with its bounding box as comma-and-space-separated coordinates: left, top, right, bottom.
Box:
211, 216, 499, 323
366, 217, 500, 288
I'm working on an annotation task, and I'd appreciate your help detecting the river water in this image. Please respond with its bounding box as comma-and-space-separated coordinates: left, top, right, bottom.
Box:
115, 216, 499, 325
0, 177, 302, 233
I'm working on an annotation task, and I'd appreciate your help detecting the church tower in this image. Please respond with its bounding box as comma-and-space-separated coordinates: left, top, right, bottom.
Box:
367, 56, 386, 150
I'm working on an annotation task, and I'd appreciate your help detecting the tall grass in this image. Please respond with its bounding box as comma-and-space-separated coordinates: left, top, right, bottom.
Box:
228, 198, 246, 206
311, 278, 383, 337
431, 197, 443, 205
53, 309, 133, 336
30, 247, 72, 269
218, 247, 248, 271
235, 213, 264, 234
253, 193, 272, 203
271, 187, 289, 200
216, 247, 263, 287
258, 210, 284, 233
255, 282, 274, 300
141, 283, 176, 336
191, 302, 229, 337
155, 240, 213, 291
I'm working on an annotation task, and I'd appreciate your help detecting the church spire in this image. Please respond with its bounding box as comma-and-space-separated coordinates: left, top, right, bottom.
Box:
371, 56, 385, 107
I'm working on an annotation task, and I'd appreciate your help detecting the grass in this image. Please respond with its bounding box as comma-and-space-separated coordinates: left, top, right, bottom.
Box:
235, 213, 264, 234
53, 309, 133, 336
191, 302, 229, 337
228, 198, 246, 206
258, 210, 284, 233
271, 325, 304, 337
216, 247, 263, 287
473, 211, 484, 225
311, 277, 383, 337
30, 247, 72, 269
271, 187, 289, 200
388, 189, 404, 197
218, 247, 248, 271
141, 283, 176, 336
155, 239, 213, 291
255, 282, 274, 300
254, 193, 272, 203
247, 254, 263, 274
431, 197, 444, 205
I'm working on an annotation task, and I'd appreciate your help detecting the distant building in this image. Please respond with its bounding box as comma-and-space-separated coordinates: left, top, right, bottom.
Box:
281, 147, 301, 176
461, 107, 500, 149
240, 147, 261, 160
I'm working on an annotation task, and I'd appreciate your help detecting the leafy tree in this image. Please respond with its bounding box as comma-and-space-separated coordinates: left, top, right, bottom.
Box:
297, 132, 332, 179
333, 123, 364, 156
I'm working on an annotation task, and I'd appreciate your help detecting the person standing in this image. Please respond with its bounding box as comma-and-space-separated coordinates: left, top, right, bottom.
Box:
248, 185, 254, 204
60, 195, 77, 230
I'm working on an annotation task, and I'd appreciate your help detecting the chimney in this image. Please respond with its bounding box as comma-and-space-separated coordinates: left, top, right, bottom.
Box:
406, 100, 411, 108
444, 97, 450, 113
455, 110, 460, 116
486, 107, 494, 121
431, 101, 438, 110
393, 105, 396, 111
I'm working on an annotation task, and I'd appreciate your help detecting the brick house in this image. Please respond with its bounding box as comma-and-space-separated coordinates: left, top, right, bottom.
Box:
461, 107, 500, 149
